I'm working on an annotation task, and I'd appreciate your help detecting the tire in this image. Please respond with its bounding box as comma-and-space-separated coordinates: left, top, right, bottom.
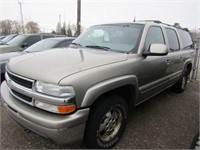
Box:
173, 69, 189, 93
1, 73, 5, 83
190, 133, 199, 149
84, 95, 129, 149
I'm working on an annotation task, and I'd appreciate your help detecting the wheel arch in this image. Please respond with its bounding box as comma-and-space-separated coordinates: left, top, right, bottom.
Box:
183, 59, 193, 74
81, 75, 138, 111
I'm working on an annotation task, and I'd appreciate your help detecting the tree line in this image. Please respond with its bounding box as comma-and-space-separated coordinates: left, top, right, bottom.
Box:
0, 20, 80, 37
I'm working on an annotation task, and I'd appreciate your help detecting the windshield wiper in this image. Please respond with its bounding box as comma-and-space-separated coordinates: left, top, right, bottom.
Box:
85, 45, 110, 51
70, 42, 82, 47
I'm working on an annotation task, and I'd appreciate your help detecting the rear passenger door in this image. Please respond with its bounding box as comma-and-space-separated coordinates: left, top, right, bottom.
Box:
165, 28, 184, 82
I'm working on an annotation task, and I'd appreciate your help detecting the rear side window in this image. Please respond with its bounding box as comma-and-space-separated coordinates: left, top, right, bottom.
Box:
43, 35, 55, 39
144, 26, 165, 50
178, 29, 193, 49
165, 28, 180, 51
23, 36, 41, 47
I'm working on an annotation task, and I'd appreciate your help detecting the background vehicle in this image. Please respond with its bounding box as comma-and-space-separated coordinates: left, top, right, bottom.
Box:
0, 34, 18, 45
0, 34, 62, 54
24, 37, 75, 52
0, 37, 75, 80
1, 21, 194, 148
0, 35, 6, 40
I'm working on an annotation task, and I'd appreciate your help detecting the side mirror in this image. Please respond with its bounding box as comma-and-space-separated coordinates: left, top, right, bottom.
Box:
143, 44, 168, 56
21, 43, 28, 49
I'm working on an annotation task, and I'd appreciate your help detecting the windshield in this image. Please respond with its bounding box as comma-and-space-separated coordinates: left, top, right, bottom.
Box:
7, 35, 27, 46
1, 35, 17, 43
24, 38, 59, 52
72, 24, 144, 53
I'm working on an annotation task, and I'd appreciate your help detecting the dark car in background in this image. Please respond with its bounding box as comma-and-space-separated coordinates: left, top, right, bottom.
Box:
0, 34, 18, 45
0, 34, 61, 54
0, 37, 75, 79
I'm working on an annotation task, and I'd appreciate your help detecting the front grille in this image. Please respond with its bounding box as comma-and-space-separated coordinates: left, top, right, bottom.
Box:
11, 89, 32, 103
7, 71, 33, 89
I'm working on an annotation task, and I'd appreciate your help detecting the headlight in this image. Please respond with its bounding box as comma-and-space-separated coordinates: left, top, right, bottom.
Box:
35, 81, 75, 97
34, 81, 76, 114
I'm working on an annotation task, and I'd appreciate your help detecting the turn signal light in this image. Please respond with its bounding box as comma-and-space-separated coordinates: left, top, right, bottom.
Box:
58, 105, 76, 114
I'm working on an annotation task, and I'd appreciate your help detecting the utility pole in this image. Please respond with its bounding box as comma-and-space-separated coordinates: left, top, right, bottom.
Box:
77, 0, 81, 36
18, 0, 25, 33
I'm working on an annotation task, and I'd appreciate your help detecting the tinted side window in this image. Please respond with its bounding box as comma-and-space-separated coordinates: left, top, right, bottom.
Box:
56, 40, 73, 48
178, 29, 193, 49
166, 28, 180, 51
145, 26, 165, 50
23, 36, 41, 47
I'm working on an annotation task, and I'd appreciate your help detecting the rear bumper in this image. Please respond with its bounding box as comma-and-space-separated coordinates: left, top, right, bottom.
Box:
1, 81, 90, 144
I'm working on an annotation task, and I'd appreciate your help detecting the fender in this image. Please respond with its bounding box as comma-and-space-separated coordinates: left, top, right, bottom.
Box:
182, 58, 192, 74
81, 75, 138, 107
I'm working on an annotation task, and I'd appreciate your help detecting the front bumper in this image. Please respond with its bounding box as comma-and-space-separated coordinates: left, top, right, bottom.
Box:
1, 81, 90, 144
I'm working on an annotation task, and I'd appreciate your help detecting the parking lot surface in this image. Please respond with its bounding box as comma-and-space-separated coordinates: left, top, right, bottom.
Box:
0, 79, 199, 149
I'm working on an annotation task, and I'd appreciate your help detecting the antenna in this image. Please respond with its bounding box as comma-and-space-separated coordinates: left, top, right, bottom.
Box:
18, 0, 25, 33
133, 16, 136, 22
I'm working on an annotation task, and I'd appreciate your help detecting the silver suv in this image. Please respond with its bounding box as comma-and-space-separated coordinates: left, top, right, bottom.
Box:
1, 21, 194, 148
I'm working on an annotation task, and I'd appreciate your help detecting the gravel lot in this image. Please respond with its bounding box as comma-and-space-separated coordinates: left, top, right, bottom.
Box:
0, 79, 199, 149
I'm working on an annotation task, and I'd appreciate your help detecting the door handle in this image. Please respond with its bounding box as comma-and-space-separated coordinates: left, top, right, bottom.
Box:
165, 59, 170, 65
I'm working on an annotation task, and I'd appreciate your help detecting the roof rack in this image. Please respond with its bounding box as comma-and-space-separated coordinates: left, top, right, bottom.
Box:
135, 20, 189, 31
136, 20, 171, 26
136, 20, 162, 23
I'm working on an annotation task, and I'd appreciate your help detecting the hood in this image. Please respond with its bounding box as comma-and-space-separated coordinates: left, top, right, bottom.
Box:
0, 45, 21, 54
8, 48, 128, 84
0, 52, 22, 61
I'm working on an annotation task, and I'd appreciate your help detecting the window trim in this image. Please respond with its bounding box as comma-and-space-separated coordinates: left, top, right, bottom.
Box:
144, 26, 166, 51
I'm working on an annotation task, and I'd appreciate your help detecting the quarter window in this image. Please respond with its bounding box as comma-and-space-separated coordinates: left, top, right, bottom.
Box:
166, 28, 180, 51
144, 26, 165, 50
178, 29, 193, 49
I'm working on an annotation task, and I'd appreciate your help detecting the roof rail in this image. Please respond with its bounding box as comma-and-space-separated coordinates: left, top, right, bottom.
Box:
135, 20, 189, 32
137, 20, 173, 26
136, 20, 162, 23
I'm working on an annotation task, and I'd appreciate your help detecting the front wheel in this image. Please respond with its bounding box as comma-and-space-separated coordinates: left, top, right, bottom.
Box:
84, 95, 128, 149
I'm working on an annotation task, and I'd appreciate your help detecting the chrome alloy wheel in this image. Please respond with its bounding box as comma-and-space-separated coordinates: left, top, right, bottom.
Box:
98, 107, 122, 142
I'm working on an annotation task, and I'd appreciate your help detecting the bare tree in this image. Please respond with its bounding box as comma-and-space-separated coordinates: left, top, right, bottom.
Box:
61, 22, 66, 35
12, 21, 22, 34
0, 20, 23, 34
71, 23, 84, 37
25, 21, 40, 33
0, 20, 13, 34
66, 22, 72, 37
56, 22, 61, 34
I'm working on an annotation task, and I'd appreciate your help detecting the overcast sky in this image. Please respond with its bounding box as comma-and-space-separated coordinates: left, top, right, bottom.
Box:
0, 0, 199, 32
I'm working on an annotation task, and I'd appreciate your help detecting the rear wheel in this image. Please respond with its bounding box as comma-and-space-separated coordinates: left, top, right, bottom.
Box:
173, 69, 189, 93
84, 95, 128, 149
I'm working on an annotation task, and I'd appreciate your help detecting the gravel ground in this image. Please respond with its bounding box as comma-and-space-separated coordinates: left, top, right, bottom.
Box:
0, 79, 199, 149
